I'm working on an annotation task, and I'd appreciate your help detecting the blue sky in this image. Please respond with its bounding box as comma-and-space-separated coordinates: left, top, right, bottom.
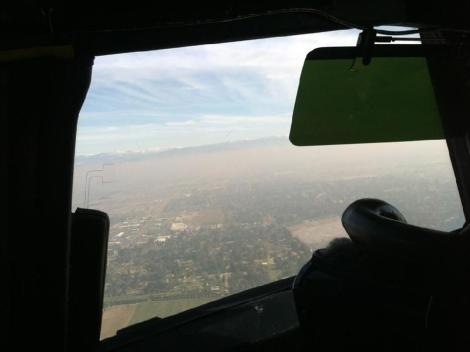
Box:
76, 29, 359, 155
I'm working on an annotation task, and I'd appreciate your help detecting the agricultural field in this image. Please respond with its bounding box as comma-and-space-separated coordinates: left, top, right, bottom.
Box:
101, 298, 212, 339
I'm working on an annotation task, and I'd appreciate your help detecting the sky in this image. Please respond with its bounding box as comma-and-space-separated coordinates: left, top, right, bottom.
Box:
76, 29, 360, 155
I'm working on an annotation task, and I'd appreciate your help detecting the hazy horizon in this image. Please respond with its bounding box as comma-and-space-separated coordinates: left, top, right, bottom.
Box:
73, 136, 463, 232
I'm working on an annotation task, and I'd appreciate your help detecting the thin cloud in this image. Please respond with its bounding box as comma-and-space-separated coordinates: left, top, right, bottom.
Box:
77, 30, 359, 155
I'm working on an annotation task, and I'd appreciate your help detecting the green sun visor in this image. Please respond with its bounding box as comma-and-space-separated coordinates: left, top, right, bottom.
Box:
289, 45, 444, 146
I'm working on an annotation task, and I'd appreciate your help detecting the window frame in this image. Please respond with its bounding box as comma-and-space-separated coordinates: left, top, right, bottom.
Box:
93, 35, 470, 345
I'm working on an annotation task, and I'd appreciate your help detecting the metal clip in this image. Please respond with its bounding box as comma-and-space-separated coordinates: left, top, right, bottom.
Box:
357, 28, 376, 66
40, 7, 55, 35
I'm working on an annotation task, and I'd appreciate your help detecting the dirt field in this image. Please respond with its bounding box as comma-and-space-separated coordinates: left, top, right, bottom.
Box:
179, 208, 225, 227
288, 217, 347, 250
100, 297, 212, 339
100, 304, 137, 339
130, 297, 212, 324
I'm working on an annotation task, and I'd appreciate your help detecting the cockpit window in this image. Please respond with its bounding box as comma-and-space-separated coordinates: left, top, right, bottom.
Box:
72, 30, 464, 339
